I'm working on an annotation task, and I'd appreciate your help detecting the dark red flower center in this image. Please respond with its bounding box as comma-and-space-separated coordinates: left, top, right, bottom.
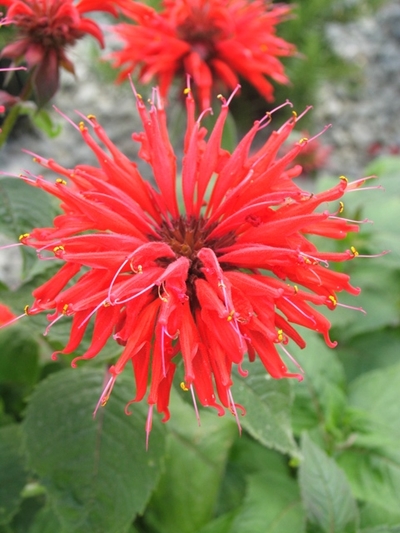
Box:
156, 215, 236, 306
13, 10, 83, 49
176, 11, 225, 60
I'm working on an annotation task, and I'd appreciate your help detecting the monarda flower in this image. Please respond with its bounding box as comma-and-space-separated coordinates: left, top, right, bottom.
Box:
1, 0, 118, 105
13, 88, 371, 440
110, 0, 295, 110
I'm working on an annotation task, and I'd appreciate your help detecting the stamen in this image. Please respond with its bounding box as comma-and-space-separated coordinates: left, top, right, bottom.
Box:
190, 384, 201, 426
282, 297, 317, 325
93, 375, 116, 417
53, 106, 80, 131
228, 389, 242, 435
278, 343, 305, 374
145, 404, 154, 451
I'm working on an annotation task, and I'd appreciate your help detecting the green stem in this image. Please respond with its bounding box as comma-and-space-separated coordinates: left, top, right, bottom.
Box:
0, 102, 22, 149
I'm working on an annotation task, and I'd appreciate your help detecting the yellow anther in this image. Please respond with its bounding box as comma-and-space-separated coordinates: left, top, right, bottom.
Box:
183, 87, 191, 95
103, 301, 111, 307
24, 305, 30, 315
328, 295, 337, 307
62, 304, 69, 314
78, 121, 85, 131
101, 395, 110, 407
19, 233, 30, 242
293, 285, 298, 294
339, 201, 344, 214
32, 157, 39, 163
227, 310, 235, 322
299, 137, 308, 145
351, 246, 359, 257
218, 280, 226, 288
53, 245, 64, 253
87, 114, 96, 120
277, 329, 284, 342
56, 178, 67, 185
136, 93, 142, 99
292, 110, 298, 119
340, 175, 348, 182
217, 94, 223, 100
180, 382, 189, 392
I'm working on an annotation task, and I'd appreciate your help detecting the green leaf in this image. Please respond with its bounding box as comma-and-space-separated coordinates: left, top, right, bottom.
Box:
290, 332, 347, 438
337, 327, 400, 382
360, 527, 400, 533
196, 511, 237, 533
0, 178, 56, 276
299, 434, 359, 533
0, 326, 40, 386
336, 363, 400, 515
144, 390, 237, 533
0, 425, 28, 525
229, 470, 304, 533
28, 505, 65, 533
23, 368, 166, 533
30, 109, 62, 138
231, 358, 298, 457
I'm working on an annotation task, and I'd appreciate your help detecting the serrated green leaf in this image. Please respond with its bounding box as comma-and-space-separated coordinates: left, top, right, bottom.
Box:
0, 425, 28, 525
299, 434, 359, 533
229, 470, 304, 533
23, 368, 166, 533
231, 358, 298, 457
144, 390, 237, 533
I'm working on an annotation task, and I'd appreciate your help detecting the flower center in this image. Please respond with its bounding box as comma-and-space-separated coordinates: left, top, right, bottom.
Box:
176, 10, 225, 60
156, 215, 236, 305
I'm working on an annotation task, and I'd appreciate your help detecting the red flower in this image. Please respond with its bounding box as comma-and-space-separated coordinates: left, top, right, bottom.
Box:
110, 0, 295, 109
17, 88, 368, 440
1, 0, 118, 105
0, 303, 16, 325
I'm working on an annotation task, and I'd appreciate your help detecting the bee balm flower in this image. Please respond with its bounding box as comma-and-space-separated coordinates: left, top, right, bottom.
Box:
110, 0, 295, 109
16, 88, 367, 440
1, 0, 118, 105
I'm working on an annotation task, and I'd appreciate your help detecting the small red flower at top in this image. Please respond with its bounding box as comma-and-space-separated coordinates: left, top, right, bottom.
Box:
110, 0, 296, 109
12, 87, 375, 442
1, 0, 118, 105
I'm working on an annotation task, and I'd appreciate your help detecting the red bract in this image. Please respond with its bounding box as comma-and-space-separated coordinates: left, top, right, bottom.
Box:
17, 88, 367, 440
110, 0, 295, 109
1, 0, 118, 105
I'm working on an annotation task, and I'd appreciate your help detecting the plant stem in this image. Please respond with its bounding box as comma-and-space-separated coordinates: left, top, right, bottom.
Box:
0, 102, 22, 149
